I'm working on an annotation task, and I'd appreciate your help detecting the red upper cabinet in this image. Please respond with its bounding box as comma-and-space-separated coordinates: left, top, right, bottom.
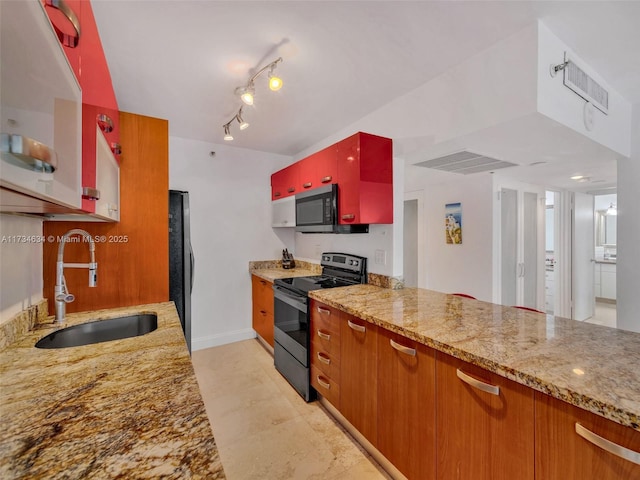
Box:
298, 145, 338, 192
337, 132, 393, 225
271, 163, 299, 200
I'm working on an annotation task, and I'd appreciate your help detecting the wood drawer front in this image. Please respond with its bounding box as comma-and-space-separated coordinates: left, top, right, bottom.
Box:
311, 365, 340, 408
311, 324, 340, 355
310, 300, 341, 336
252, 305, 274, 347
251, 275, 274, 314
310, 343, 341, 380
535, 392, 640, 480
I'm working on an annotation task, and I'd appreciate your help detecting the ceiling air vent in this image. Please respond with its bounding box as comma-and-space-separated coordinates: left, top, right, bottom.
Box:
414, 151, 517, 175
563, 53, 609, 115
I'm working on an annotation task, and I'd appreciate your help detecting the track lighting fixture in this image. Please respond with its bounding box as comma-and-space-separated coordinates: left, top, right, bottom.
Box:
222, 57, 283, 141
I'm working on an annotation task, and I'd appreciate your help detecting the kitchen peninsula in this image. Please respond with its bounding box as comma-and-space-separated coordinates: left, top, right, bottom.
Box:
0, 303, 225, 479
307, 284, 640, 479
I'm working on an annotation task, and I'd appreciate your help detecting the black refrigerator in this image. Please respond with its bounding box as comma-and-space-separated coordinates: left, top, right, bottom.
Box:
169, 190, 194, 354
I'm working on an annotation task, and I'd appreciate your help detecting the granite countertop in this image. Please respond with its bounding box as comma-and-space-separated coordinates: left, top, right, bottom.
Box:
0, 302, 225, 479
309, 285, 640, 432
249, 259, 320, 282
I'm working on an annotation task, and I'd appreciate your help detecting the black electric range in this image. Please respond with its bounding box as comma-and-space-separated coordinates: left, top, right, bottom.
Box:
272, 252, 367, 401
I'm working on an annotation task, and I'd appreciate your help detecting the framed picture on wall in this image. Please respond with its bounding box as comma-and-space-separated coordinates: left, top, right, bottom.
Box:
445, 202, 462, 244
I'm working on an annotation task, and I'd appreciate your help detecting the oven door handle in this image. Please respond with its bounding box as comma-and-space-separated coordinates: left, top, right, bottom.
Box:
273, 286, 308, 312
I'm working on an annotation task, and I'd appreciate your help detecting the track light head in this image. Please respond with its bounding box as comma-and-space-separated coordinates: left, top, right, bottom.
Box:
223, 123, 233, 141
269, 74, 283, 91
238, 84, 255, 105
236, 108, 249, 130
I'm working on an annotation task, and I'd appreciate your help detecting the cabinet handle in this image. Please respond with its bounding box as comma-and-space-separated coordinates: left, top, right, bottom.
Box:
317, 330, 331, 341
321, 176, 333, 184
287, 187, 296, 193
317, 352, 331, 365
274, 192, 282, 198
316, 376, 331, 389
390, 338, 416, 356
317, 306, 331, 316
342, 214, 355, 221
456, 368, 500, 396
259, 310, 267, 316
45, 0, 81, 48
111, 142, 122, 155
82, 187, 100, 201
347, 320, 366, 333
96, 114, 114, 133
260, 280, 267, 285
1, 133, 58, 173
575, 423, 640, 465
303, 182, 312, 188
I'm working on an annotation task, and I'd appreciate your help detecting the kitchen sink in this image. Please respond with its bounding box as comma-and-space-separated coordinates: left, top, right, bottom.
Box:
35, 313, 158, 349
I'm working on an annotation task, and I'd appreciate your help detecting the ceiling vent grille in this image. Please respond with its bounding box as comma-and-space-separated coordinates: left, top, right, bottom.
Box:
414, 151, 517, 175
563, 53, 609, 114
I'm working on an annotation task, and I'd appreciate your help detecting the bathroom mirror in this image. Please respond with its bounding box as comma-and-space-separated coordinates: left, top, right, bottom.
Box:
595, 210, 617, 246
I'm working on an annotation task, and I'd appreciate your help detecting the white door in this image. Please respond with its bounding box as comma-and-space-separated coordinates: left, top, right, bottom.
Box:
572, 192, 595, 321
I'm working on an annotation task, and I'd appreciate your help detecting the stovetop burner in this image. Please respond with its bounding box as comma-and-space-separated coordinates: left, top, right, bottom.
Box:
274, 252, 367, 296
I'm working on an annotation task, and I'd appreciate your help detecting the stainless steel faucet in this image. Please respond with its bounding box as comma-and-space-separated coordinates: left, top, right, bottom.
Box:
54, 229, 97, 322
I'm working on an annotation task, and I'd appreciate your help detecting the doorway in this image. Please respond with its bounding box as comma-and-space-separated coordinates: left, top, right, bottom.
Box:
403, 199, 418, 287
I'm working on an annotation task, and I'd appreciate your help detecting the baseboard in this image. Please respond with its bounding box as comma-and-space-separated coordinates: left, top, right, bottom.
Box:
192, 328, 256, 351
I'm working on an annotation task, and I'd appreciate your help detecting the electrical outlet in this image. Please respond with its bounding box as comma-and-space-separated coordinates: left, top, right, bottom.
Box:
374, 249, 386, 265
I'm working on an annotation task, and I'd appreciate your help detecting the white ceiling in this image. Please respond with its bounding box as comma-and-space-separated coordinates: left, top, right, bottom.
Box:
93, 1, 640, 190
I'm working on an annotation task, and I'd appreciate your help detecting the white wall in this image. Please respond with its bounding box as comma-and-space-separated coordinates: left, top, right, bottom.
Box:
404, 169, 494, 301
169, 136, 292, 350
0, 214, 43, 322
537, 22, 632, 157
617, 104, 640, 333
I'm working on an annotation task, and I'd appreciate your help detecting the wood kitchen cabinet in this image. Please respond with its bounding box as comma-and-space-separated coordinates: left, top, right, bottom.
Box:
535, 392, 640, 479
377, 329, 436, 480
336, 132, 393, 225
340, 312, 378, 445
310, 300, 341, 408
271, 163, 299, 200
251, 274, 274, 348
298, 145, 338, 192
436, 353, 535, 480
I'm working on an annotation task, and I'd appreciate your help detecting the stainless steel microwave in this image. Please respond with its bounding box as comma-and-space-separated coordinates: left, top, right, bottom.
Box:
295, 184, 368, 234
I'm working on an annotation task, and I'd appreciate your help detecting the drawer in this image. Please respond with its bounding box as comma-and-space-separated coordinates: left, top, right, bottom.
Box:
310, 300, 341, 336
311, 365, 340, 408
310, 343, 341, 380
311, 323, 340, 354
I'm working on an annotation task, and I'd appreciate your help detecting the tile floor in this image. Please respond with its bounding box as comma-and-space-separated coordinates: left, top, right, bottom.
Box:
192, 339, 391, 480
584, 300, 617, 328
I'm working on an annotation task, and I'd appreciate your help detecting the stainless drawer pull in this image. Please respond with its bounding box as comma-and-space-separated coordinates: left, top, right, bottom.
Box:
274, 192, 282, 197
1, 133, 58, 173
575, 423, 640, 465
111, 142, 122, 155
287, 187, 295, 193
317, 306, 331, 315
316, 376, 331, 389
303, 182, 312, 188
390, 338, 416, 356
96, 114, 114, 133
82, 187, 100, 200
321, 175, 332, 183
347, 320, 366, 333
317, 352, 331, 365
45, 0, 81, 48
342, 214, 355, 221
317, 330, 331, 341
456, 368, 500, 396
